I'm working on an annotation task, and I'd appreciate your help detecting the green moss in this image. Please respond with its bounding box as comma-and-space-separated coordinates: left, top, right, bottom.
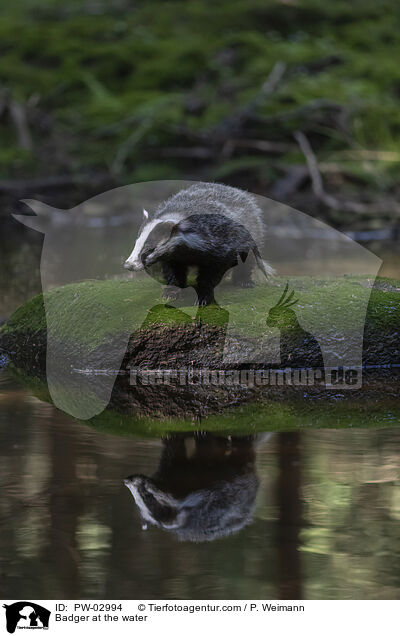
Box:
2, 278, 158, 351
82, 402, 400, 438
2, 275, 399, 352
2, 293, 46, 335
4, 272, 399, 436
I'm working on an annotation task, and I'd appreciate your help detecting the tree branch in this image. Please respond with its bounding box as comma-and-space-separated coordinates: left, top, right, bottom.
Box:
294, 130, 366, 213
8, 100, 33, 151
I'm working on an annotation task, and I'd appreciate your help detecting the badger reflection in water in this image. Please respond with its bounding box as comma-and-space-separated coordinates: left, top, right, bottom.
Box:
124, 433, 270, 542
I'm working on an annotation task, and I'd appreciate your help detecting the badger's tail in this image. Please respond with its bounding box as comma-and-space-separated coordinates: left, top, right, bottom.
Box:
253, 247, 275, 280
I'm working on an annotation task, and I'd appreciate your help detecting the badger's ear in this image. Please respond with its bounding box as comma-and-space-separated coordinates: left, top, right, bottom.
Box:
143, 208, 150, 220
12, 199, 60, 234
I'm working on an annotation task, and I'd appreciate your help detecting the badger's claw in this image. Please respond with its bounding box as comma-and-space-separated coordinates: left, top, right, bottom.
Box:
195, 293, 216, 306
162, 286, 184, 301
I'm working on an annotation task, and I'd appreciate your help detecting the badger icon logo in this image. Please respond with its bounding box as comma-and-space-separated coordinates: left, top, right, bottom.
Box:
3, 602, 50, 633
12, 180, 382, 419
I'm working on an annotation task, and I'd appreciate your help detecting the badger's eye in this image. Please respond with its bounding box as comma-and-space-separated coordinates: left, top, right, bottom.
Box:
141, 248, 153, 263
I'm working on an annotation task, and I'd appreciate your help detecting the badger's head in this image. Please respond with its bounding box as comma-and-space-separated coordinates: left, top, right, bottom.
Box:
124, 475, 184, 530
124, 209, 179, 272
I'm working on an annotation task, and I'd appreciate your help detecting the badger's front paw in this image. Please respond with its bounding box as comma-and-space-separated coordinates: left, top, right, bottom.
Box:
162, 286, 183, 302
195, 292, 216, 306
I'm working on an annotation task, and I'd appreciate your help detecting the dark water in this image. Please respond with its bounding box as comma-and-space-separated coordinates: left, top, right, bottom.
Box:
0, 218, 399, 600
1, 367, 400, 600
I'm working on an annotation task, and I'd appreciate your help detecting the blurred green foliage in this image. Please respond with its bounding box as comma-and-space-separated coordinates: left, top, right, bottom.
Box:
1, 0, 400, 196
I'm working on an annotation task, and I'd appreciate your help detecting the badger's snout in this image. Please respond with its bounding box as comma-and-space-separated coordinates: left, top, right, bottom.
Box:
124, 260, 144, 271
124, 245, 156, 271
124, 474, 182, 529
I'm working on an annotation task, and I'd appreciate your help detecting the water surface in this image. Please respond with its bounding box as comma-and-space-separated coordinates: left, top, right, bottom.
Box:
0, 368, 399, 600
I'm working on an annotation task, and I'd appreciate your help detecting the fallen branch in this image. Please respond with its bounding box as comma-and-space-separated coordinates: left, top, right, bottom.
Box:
259, 99, 346, 125
224, 138, 293, 154
335, 149, 400, 162
159, 147, 214, 159
8, 100, 33, 151
213, 61, 287, 142
111, 119, 152, 175
260, 60, 287, 96
269, 165, 308, 200
294, 130, 366, 213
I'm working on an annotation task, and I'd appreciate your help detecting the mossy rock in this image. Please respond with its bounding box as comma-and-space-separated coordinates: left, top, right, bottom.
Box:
1, 275, 399, 369
8, 363, 400, 438
1, 275, 399, 430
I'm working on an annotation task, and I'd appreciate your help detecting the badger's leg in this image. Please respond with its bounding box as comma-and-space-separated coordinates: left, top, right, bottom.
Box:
232, 255, 254, 288
161, 262, 187, 301
161, 261, 187, 287
195, 265, 225, 306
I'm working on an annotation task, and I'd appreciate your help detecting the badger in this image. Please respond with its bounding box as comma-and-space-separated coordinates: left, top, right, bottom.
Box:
124, 183, 274, 305
123, 472, 258, 542
123, 433, 265, 542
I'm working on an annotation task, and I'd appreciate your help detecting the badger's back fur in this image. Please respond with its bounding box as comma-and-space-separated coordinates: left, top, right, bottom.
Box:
155, 183, 265, 241
125, 183, 274, 305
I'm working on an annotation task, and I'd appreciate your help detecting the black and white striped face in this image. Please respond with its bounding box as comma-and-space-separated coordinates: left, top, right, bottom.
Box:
123, 475, 183, 530
124, 211, 178, 271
